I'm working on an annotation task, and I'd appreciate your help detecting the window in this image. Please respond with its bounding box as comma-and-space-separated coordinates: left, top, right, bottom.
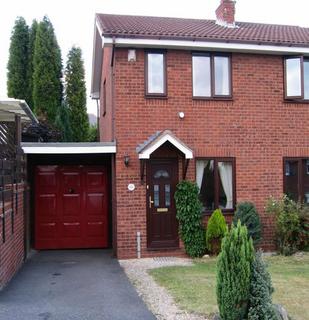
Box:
145, 51, 166, 96
196, 158, 235, 213
284, 56, 309, 100
192, 53, 231, 98
284, 158, 309, 203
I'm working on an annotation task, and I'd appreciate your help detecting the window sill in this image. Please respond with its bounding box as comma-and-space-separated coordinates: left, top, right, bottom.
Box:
145, 95, 168, 100
192, 96, 233, 101
202, 209, 235, 216
284, 99, 309, 104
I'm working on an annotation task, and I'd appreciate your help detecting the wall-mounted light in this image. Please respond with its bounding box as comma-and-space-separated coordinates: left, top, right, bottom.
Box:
178, 111, 185, 119
128, 49, 136, 62
124, 154, 130, 167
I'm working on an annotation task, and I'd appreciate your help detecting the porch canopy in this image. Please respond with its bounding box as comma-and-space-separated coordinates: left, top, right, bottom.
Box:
137, 130, 193, 180
136, 130, 193, 159
21, 142, 116, 154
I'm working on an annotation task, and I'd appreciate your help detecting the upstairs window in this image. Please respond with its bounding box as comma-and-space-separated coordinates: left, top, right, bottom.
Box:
192, 53, 231, 98
284, 56, 309, 100
145, 51, 167, 96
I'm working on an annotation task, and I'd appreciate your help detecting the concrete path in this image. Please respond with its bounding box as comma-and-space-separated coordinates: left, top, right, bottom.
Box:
0, 250, 156, 320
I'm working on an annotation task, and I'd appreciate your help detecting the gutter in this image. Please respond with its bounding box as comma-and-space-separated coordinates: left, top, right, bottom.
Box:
103, 36, 309, 55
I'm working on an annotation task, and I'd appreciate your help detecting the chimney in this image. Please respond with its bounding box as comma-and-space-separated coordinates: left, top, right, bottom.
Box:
215, 0, 236, 28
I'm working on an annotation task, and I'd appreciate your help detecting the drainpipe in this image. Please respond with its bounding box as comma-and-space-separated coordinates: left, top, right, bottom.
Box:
137, 231, 141, 259
96, 99, 100, 141
111, 37, 116, 141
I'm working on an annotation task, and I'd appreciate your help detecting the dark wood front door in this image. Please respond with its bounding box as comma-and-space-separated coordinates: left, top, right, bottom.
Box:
146, 159, 179, 249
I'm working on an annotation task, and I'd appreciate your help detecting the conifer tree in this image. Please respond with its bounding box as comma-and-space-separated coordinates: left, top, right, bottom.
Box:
55, 103, 73, 142
7, 17, 29, 99
26, 19, 38, 110
248, 252, 277, 320
216, 221, 254, 320
64, 46, 89, 141
33, 16, 63, 123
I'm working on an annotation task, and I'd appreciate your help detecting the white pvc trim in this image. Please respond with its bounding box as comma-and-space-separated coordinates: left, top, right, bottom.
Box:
104, 37, 309, 55
139, 134, 193, 159
22, 146, 116, 154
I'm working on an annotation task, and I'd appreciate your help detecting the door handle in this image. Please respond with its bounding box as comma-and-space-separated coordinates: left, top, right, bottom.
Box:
149, 196, 154, 208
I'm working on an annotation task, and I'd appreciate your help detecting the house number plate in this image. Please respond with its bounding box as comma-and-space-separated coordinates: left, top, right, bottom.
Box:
157, 208, 168, 213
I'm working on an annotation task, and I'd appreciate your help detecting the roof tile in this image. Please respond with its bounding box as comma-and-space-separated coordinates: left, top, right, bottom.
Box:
96, 13, 309, 47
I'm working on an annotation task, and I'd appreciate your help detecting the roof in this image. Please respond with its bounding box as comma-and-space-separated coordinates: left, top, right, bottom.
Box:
137, 130, 193, 159
21, 142, 116, 154
96, 13, 309, 47
0, 99, 38, 123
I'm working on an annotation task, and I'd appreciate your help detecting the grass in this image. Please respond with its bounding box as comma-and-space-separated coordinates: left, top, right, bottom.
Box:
149, 253, 309, 319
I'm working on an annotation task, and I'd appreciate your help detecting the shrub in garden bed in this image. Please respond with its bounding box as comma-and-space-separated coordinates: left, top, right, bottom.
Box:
206, 209, 228, 255
233, 202, 262, 246
266, 195, 309, 255
174, 180, 206, 258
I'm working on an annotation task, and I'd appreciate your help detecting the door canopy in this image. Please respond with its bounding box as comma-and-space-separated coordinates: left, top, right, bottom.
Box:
136, 130, 193, 159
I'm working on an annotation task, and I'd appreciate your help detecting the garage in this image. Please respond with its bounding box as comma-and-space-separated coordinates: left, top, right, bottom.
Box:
35, 165, 108, 249
21, 142, 116, 253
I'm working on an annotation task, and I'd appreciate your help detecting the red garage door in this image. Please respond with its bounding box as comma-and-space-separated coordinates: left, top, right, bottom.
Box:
35, 165, 108, 249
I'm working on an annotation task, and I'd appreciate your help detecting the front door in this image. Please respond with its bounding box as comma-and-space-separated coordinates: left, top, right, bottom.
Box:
146, 159, 179, 249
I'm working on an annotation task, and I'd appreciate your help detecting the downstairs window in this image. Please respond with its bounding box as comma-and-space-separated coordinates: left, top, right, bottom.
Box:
284, 158, 309, 203
196, 158, 235, 213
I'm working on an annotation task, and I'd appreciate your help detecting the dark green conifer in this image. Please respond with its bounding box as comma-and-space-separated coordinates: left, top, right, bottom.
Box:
7, 17, 29, 99
64, 46, 89, 141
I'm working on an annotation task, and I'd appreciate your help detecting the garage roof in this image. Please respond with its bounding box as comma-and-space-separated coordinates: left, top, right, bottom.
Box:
21, 142, 116, 154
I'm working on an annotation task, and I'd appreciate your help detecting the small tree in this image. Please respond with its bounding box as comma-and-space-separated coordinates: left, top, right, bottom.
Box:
33, 16, 63, 124
174, 181, 205, 258
88, 124, 98, 142
55, 103, 72, 142
7, 17, 29, 100
248, 251, 277, 320
216, 221, 254, 320
206, 209, 227, 254
64, 46, 89, 142
233, 202, 262, 246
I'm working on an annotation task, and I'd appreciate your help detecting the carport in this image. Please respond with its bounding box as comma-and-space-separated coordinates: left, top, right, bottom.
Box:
21, 142, 116, 255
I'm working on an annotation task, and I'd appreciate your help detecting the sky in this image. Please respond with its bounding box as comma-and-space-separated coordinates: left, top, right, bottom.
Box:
1, 0, 309, 116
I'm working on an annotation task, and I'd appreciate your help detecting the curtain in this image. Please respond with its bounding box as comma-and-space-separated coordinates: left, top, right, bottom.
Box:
218, 162, 233, 209
196, 160, 208, 191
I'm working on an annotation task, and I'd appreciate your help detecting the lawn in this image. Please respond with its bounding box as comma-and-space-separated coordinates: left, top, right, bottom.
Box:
149, 253, 309, 320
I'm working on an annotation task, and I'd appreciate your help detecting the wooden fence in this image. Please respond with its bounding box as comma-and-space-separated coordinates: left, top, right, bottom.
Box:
0, 116, 26, 243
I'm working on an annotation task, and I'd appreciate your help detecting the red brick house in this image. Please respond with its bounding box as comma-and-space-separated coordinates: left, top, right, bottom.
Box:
91, 0, 309, 258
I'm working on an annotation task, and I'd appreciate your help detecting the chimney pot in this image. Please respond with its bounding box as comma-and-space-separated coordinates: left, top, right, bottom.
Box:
215, 0, 236, 28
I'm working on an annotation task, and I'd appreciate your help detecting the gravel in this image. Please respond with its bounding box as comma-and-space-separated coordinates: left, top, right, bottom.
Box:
119, 257, 209, 320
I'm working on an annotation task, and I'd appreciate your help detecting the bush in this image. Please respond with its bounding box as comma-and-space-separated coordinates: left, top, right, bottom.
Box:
216, 221, 254, 320
248, 251, 277, 320
266, 195, 309, 255
233, 202, 262, 246
174, 181, 206, 258
206, 209, 228, 254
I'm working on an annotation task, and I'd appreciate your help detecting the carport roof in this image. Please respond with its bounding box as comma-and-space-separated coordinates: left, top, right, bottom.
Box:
21, 142, 116, 154
0, 99, 38, 123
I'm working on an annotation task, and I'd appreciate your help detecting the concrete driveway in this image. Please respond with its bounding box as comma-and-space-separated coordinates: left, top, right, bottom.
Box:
0, 250, 156, 320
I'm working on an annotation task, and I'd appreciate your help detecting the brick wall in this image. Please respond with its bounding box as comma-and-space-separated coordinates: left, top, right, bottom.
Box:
0, 184, 25, 289
100, 48, 309, 258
